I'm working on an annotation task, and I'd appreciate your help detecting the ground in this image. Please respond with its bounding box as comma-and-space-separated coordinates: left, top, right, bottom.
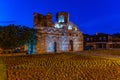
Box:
0, 58, 7, 80
0, 50, 120, 80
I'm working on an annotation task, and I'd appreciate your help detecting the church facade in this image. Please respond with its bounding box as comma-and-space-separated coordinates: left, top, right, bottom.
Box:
28, 12, 83, 54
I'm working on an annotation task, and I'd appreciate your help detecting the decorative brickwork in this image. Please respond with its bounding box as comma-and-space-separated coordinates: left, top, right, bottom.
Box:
33, 12, 83, 54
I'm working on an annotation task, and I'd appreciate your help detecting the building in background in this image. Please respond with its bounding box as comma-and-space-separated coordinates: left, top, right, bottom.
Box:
84, 33, 120, 50
28, 12, 83, 54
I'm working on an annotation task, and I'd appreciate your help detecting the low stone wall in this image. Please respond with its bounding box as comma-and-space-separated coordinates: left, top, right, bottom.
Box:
0, 53, 26, 56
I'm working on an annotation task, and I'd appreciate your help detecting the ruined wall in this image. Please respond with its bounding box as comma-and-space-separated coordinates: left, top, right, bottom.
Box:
33, 12, 53, 27
35, 32, 46, 53
56, 12, 69, 23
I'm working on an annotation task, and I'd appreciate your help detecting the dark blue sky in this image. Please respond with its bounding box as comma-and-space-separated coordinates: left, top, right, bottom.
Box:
0, 0, 120, 34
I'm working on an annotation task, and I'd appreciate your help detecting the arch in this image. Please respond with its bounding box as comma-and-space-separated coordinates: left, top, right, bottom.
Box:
54, 42, 57, 52
58, 15, 64, 22
69, 40, 73, 51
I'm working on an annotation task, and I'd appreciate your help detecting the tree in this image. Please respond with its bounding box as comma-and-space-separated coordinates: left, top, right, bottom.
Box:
113, 33, 120, 38
0, 24, 36, 53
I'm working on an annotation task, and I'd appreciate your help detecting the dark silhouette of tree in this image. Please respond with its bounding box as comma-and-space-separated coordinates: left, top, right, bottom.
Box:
113, 33, 120, 38
0, 24, 36, 53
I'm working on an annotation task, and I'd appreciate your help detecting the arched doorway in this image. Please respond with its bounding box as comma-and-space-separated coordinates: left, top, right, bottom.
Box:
54, 42, 57, 52
69, 40, 73, 51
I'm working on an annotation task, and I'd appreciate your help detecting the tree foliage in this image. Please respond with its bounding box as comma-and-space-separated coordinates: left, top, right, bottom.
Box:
0, 24, 36, 50
113, 33, 120, 38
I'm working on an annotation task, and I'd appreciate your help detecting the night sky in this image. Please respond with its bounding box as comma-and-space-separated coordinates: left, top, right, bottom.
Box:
0, 0, 120, 34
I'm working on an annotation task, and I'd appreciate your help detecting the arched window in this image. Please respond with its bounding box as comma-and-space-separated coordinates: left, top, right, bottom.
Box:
58, 15, 64, 22
55, 24, 60, 28
68, 25, 72, 30
75, 27, 77, 31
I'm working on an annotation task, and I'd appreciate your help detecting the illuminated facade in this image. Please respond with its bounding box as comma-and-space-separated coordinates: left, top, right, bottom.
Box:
33, 12, 83, 53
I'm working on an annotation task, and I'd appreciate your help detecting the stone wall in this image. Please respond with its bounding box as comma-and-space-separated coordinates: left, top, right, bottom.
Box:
34, 27, 83, 54
32, 12, 83, 54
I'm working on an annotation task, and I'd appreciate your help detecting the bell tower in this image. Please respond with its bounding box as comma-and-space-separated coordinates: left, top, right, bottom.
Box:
33, 12, 53, 27
33, 12, 45, 27
56, 12, 69, 23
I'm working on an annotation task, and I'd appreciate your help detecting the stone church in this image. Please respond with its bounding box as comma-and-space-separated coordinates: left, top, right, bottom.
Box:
27, 12, 83, 54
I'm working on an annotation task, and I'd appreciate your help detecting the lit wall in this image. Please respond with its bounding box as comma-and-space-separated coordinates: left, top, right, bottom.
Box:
27, 43, 31, 54
27, 43, 36, 54
46, 35, 55, 53
60, 36, 68, 51
27, 32, 36, 54
73, 37, 80, 51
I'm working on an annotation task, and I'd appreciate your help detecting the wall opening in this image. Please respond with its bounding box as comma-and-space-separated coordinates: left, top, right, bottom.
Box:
69, 40, 73, 51
54, 42, 57, 52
